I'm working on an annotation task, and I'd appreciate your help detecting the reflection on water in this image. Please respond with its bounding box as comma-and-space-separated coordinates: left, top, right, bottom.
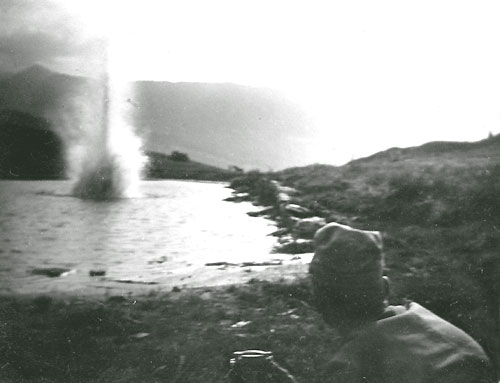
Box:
0, 180, 278, 295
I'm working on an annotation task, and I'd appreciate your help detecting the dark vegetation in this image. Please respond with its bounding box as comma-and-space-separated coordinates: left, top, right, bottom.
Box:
230, 134, 500, 371
0, 110, 65, 179
167, 150, 190, 162
0, 281, 340, 383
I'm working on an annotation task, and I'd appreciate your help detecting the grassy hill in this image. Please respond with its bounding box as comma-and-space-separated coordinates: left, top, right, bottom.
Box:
236, 134, 500, 368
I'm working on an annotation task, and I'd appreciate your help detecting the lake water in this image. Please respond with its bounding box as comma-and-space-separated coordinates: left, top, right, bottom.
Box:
0, 180, 299, 296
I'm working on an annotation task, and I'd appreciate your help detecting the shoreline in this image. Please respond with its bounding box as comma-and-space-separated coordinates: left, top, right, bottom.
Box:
0, 255, 313, 299
1, 178, 313, 299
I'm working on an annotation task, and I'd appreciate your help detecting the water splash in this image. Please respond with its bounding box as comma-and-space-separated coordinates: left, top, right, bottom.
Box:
71, 74, 146, 200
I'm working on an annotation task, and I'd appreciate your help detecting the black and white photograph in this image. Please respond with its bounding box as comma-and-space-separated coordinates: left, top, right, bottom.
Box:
1, 0, 500, 381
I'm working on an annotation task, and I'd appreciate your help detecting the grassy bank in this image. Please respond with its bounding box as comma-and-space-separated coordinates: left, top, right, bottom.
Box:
0, 281, 339, 383
229, 135, 500, 370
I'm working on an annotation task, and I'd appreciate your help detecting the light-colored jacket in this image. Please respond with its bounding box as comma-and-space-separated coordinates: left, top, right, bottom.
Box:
321, 302, 496, 383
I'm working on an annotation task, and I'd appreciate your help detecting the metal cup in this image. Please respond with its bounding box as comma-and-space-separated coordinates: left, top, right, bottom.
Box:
229, 350, 274, 383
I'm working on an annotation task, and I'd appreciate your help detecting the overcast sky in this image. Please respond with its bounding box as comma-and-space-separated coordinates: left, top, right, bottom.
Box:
1, 0, 500, 165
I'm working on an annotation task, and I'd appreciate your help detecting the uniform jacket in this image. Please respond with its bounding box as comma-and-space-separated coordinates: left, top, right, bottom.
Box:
321, 302, 496, 383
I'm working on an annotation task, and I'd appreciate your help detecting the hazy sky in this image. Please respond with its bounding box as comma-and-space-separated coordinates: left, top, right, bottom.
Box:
2, 0, 500, 165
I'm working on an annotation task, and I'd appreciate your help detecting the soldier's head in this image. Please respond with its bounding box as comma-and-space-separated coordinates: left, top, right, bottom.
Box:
309, 223, 388, 333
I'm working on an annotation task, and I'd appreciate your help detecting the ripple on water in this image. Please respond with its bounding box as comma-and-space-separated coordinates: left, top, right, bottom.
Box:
0, 180, 278, 295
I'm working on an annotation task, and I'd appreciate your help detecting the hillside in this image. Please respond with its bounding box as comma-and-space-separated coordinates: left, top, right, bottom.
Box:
145, 151, 235, 181
235, 134, 500, 369
275, 134, 500, 224
0, 65, 313, 170
134, 81, 313, 170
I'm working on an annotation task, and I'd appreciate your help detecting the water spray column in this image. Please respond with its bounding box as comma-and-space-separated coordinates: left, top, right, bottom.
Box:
71, 73, 117, 200
72, 44, 145, 200
106, 66, 146, 199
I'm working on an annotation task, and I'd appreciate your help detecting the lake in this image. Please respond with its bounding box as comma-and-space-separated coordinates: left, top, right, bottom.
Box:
0, 180, 309, 297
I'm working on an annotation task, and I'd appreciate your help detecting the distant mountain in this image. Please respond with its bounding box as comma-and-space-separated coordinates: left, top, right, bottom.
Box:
0, 66, 314, 170
0, 65, 86, 121
134, 81, 313, 170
